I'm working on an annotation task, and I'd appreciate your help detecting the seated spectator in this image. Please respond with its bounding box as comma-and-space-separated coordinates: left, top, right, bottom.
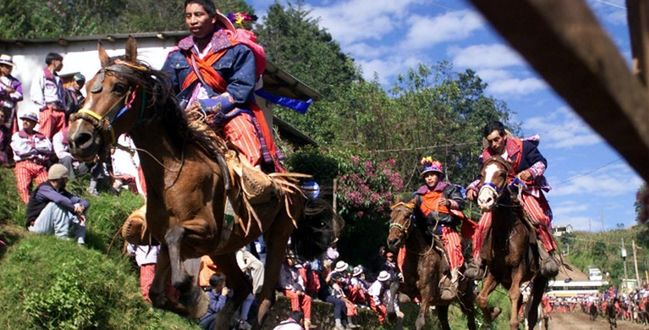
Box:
326, 261, 359, 329
127, 243, 160, 303
198, 255, 220, 291
26, 164, 88, 244
199, 273, 230, 330
349, 265, 370, 306
11, 112, 51, 203
279, 253, 315, 329
299, 261, 321, 299
0, 110, 10, 165
368, 271, 402, 325
273, 310, 304, 330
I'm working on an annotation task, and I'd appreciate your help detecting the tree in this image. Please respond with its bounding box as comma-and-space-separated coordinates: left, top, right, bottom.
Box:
0, 0, 254, 39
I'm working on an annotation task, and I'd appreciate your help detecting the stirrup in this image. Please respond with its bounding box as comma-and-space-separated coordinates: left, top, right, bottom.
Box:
464, 262, 483, 280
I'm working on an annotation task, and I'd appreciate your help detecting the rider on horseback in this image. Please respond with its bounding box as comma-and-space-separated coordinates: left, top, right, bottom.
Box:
412, 157, 465, 301
465, 121, 559, 279
161, 0, 283, 173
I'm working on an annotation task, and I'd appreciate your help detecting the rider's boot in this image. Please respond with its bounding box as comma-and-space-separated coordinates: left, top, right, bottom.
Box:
440, 268, 459, 301
464, 257, 483, 280
538, 245, 559, 277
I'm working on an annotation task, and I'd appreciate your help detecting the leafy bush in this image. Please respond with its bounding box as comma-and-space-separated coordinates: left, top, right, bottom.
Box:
0, 235, 196, 329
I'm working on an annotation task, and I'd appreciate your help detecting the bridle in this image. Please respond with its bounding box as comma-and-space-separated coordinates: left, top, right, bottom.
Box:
71, 59, 150, 149
389, 202, 414, 237
479, 157, 527, 207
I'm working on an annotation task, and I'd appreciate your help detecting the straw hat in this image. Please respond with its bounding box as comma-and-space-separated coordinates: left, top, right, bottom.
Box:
0, 54, 14, 67
334, 261, 349, 273
377, 271, 391, 282
48, 164, 69, 180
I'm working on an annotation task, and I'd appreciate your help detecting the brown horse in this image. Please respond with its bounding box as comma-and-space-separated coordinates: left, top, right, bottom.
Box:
475, 156, 548, 330
386, 201, 476, 330
67, 37, 342, 327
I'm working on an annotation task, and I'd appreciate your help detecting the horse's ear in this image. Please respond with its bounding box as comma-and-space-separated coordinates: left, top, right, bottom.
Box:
98, 41, 110, 68
125, 36, 137, 63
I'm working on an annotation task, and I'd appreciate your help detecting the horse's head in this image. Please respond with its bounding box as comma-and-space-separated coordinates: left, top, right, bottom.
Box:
68, 37, 159, 161
477, 156, 512, 211
387, 201, 415, 251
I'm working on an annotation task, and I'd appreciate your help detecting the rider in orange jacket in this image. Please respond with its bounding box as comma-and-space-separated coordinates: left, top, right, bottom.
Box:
412, 157, 465, 300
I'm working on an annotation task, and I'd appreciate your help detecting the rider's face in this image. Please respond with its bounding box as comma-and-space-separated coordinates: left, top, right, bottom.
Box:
486, 130, 506, 154
185, 3, 217, 39
424, 172, 440, 188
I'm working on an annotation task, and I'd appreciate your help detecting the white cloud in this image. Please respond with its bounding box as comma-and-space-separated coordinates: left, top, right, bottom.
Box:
524, 107, 602, 149
308, 0, 421, 46
551, 163, 643, 197
345, 43, 391, 60
357, 56, 423, 83
449, 43, 546, 96
487, 77, 546, 96
451, 44, 525, 69
401, 11, 484, 50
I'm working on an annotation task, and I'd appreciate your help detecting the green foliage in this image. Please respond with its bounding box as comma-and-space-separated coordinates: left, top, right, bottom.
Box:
0, 235, 197, 329
285, 146, 339, 184
25, 263, 98, 329
0, 0, 254, 39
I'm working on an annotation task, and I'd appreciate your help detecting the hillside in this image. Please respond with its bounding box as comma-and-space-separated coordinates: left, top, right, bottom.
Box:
557, 226, 649, 286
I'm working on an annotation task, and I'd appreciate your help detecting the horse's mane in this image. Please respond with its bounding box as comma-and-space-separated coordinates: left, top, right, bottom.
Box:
108, 56, 228, 159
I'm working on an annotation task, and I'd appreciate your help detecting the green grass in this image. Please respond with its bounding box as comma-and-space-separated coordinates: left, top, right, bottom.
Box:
0, 235, 197, 329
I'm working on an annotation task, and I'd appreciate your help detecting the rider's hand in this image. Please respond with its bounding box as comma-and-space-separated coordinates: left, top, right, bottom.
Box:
221, 287, 230, 296
438, 198, 450, 207
518, 170, 532, 181
186, 102, 202, 121
467, 189, 477, 201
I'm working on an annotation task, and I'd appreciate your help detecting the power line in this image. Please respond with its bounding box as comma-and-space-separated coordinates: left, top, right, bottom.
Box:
554, 157, 623, 185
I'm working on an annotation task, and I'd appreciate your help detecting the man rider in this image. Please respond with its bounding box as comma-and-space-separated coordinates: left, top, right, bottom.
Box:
465, 121, 558, 279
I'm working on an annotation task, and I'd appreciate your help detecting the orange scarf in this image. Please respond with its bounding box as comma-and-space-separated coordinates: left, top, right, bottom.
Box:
181, 50, 280, 166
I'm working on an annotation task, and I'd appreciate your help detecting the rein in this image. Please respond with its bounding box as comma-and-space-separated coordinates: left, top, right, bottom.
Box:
72, 59, 148, 146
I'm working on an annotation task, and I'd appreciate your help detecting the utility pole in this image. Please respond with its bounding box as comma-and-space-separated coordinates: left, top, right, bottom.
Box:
622, 238, 629, 289
633, 240, 641, 286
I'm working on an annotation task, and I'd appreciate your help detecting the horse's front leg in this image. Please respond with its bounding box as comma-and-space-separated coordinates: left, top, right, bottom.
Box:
476, 272, 500, 326
458, 277, 477, 330
149, 244, 188, 314
525, 275, 548, 330
508, 266, 524, 330
257, 222, 292, 327
436, 304, 451, 330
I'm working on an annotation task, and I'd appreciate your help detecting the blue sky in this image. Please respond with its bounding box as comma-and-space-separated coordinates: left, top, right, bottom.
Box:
247, 0, 644, 232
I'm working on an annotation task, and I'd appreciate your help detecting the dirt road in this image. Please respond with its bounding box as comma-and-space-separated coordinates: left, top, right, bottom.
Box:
548, 311, 647, 330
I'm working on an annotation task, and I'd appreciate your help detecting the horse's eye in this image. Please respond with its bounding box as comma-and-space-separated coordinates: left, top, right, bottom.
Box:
112, 83, 128, 95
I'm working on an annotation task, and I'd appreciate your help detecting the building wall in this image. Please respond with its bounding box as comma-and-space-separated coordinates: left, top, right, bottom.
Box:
2, 38, 178, 121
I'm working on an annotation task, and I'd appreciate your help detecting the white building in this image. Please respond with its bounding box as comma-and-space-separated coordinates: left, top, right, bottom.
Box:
0, 31, 318, 146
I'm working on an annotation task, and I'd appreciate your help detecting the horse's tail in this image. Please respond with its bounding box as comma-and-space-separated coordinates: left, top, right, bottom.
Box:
291, 198, 344, 260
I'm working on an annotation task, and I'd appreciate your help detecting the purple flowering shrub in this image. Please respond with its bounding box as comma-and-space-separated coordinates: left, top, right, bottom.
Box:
336, 156, 405, 265
337, 156, 404, 221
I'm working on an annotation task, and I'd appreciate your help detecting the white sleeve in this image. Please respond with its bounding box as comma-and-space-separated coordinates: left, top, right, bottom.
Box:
31, 73, 45, 108
34, 136, 52, 154
10, 133, 32, 158
52, 132, 71, 159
